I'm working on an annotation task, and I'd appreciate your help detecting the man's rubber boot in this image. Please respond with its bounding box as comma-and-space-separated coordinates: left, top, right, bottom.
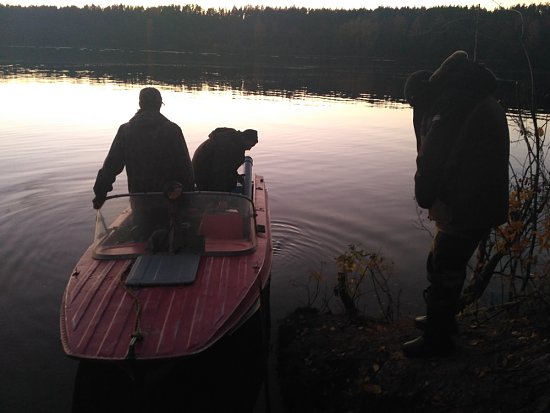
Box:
414, 315, 459, 334
403, 282, 460, 358
402, 333, 455, 358
403, 312, 457, 357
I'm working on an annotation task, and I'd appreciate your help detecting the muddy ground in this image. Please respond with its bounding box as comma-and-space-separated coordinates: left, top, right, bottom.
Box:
276, 306, 550, 413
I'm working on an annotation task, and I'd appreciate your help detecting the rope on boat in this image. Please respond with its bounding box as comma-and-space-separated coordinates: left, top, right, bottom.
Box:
120, 269, 144, 360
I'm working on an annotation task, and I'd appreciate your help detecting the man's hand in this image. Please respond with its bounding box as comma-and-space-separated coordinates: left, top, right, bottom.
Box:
92, 196, 106, 210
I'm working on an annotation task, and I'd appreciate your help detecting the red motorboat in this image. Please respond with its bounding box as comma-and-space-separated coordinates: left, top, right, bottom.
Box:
60, 158, 272, 361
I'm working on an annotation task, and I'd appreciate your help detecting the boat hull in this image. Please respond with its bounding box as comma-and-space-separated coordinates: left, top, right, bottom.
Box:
71, 300, 271, 411
60, 175, 272, 361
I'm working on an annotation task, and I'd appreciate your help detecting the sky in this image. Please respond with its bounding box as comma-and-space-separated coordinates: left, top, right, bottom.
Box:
1, 0, 542, 11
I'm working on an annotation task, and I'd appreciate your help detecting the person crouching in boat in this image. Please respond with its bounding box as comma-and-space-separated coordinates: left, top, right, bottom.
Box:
192, 127, 258, 192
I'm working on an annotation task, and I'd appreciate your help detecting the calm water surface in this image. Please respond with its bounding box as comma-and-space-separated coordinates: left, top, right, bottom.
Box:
0, 72, 494, 411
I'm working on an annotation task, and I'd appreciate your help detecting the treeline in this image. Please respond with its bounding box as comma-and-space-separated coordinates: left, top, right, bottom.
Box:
0, 4, 549, 72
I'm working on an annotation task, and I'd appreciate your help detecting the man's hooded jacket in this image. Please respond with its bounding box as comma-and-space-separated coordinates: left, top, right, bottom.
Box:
414, 51, 510, 232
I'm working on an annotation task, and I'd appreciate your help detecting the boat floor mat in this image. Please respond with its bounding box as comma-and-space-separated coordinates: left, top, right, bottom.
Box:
125, 254, 200, 286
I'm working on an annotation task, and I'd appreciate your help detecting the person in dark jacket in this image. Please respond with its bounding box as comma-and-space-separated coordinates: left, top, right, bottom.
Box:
403, 51, 510, 357
192, 127, 258, 192
92, 87, 195, 208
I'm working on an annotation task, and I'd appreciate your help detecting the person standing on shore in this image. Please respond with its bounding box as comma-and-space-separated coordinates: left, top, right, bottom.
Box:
403, 51, 510, 357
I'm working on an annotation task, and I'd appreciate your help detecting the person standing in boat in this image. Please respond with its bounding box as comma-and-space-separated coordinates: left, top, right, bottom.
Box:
92, 86, 195, 209
192, 127, 258, 192
402, 51, 510, 357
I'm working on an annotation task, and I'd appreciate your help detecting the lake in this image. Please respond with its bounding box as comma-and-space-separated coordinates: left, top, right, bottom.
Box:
0, 60, 526, 412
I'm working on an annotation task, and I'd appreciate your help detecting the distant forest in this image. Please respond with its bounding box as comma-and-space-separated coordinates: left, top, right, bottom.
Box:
0, 4, 549, 74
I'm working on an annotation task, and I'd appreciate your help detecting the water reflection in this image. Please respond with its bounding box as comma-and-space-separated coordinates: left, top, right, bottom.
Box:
3, 45, 546, 111
0, 45, 418, 105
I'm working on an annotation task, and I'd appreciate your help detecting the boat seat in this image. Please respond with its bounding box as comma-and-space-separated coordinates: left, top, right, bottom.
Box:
199, 211, 244, 240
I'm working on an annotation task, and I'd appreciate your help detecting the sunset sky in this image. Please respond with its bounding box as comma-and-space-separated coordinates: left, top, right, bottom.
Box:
1, 0, 541, 10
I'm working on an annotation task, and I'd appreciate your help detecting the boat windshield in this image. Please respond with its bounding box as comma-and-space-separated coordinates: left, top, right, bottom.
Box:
93, 192, 256, 259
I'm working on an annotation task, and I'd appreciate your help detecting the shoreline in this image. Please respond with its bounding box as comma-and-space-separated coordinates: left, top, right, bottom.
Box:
276, 306, 550, 413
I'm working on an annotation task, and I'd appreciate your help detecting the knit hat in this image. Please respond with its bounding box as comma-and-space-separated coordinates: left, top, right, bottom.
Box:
242, 129, 258, 143
241, 129, 258, 150
429, 50, 469, 84
430, 50, 497, 93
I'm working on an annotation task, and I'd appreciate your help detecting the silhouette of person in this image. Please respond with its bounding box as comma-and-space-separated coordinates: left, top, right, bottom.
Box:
192, 127, 258, 192
403, 51, 510, 357
92, 87, 195, 208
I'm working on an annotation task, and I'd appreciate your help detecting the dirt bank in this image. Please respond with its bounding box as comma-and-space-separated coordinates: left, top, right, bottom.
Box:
277, 307, 550, 413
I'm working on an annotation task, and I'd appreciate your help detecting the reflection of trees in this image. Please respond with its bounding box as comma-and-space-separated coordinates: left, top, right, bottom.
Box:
0, 51, 407, 106
2, 52, 546, 111
1, 52, 547, 111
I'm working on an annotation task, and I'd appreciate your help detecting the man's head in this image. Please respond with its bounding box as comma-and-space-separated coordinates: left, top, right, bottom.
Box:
404, 70, 433, 108
242, 129, 258, 150
139, 87, 163, 111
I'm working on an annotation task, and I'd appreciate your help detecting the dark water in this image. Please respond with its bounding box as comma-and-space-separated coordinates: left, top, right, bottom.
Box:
0, 55, 533, 412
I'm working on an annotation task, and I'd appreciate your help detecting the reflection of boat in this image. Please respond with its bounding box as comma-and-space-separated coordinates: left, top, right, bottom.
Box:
60, 157, 272, 362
